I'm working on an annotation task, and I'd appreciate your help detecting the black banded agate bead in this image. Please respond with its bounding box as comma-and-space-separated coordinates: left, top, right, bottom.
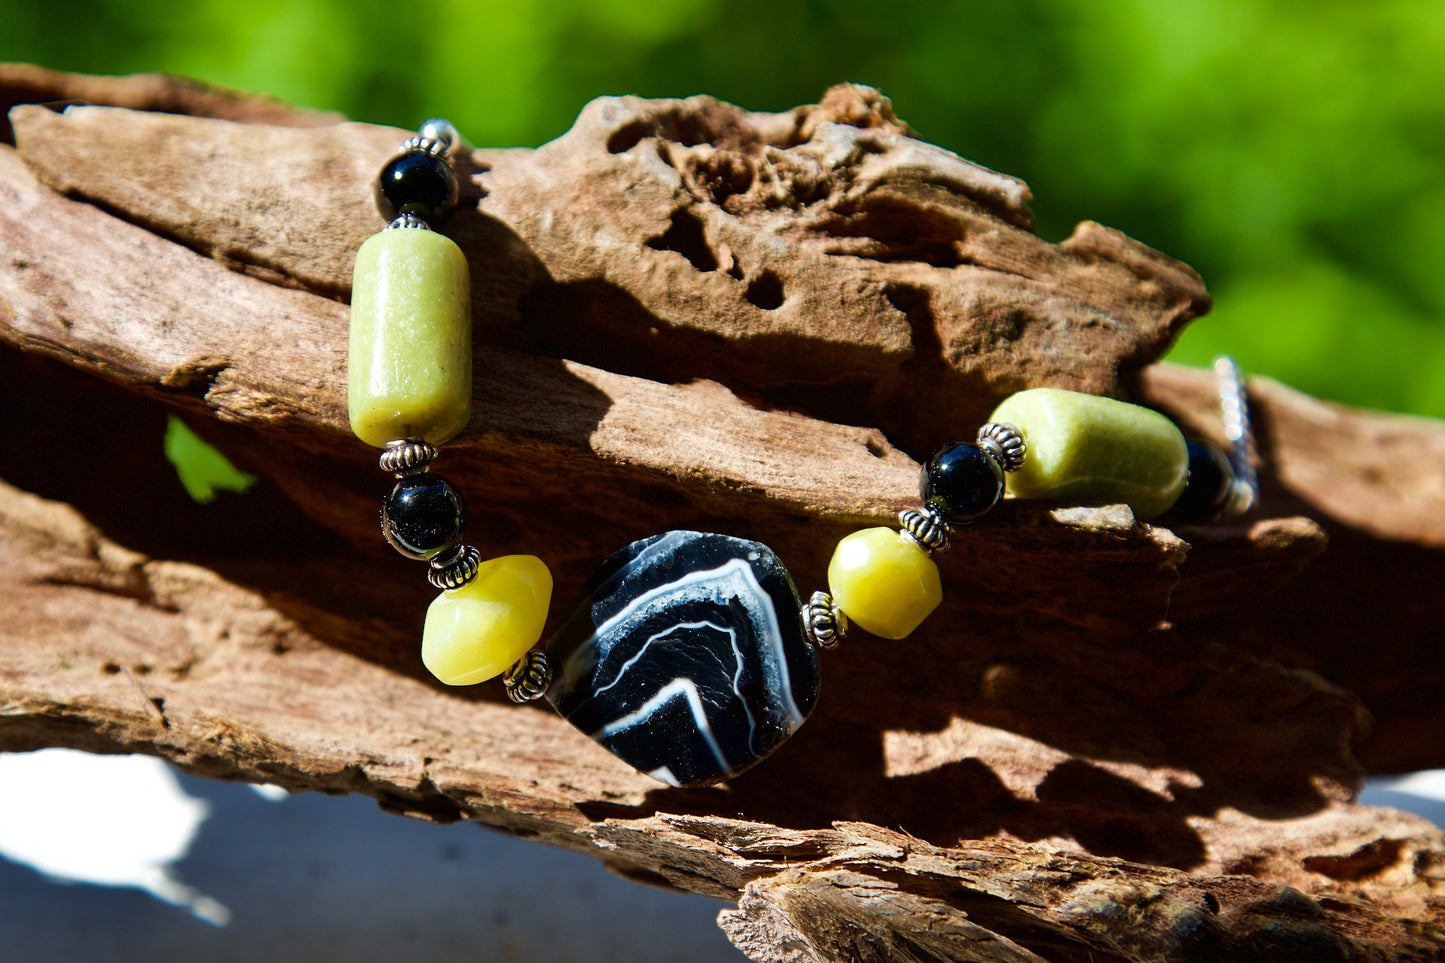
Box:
376, 151, 459, 224
544, 531, 820, 788
382, 473, 465, 560
921, 443, 1004, 524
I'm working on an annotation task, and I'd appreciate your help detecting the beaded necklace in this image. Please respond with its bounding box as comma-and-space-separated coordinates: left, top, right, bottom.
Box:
349, 122, 1257, 788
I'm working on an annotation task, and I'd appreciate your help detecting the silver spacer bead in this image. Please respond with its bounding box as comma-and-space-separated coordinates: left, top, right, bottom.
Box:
898, 506, 951, 554
380, 439, 438, 476
802, 590, 847, 649
385, 212, 432, 231
504, 651, 552, 703
977, 422, 1026, 472
1214, 355, 1259, 515
428, 544, 481, 590
400, 134, 449, 158
418, 118, 461, 153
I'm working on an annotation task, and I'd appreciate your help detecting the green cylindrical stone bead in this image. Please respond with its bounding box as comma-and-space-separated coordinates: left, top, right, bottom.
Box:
988, 388, 1188, 521
348, 228, 471, 448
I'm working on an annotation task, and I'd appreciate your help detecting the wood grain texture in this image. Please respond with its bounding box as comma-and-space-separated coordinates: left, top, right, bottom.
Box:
1, 67, 1441, 960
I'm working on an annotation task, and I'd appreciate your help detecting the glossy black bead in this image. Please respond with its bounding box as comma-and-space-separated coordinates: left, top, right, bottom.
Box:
375, 151, 458, 224
1170, 440, 1235, 522
920, 443, 1004, 524
382, 472, 465, 560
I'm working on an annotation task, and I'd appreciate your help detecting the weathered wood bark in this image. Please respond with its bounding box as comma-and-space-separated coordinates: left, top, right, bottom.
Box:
1, 66, 1442, 960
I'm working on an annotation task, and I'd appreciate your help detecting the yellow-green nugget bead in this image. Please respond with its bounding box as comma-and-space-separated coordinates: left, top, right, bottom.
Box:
422, 555, 552, 686
988, 388, 1188, 521
349, 228, 471, 448
827, 527, 942, 640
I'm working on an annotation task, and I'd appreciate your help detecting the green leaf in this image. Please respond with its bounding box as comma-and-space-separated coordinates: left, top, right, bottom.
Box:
163, 416, 256, 505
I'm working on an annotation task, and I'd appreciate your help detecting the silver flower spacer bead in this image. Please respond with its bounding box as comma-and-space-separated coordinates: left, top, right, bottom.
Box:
428, 544, 481, 590
899, 506, 951, 554
385, 212, 432, 231
977, 422, 1026, 473
380, 439, 438, 477
802, 590, 847, 649
503, 651, 552, 703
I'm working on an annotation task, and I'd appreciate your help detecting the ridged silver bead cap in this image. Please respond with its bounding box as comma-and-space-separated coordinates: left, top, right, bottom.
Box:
977, 422, 1026, 473
401, 134, 452, 158
428, 544, 481, 591
380, 439, 438, 476
802, 590, 847, 649
503, 651, 552, 703
385, 212, 432, 231
898, 506, 951, 554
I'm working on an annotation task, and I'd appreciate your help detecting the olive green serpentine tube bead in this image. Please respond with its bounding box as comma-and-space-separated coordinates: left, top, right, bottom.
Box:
348, 227, 471, 448
987, 388, 1189, 521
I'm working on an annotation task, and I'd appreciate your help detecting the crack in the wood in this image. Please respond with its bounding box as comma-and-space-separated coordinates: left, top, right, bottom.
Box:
372, 770, 467, 825
35, 566, 179, 614
26, 182, 344, 301
119, 665, 169, 729
1302, 838, 1409, 883
158, 355, 230, 399
882, 282, 940, 368
807, 194, 1036, 278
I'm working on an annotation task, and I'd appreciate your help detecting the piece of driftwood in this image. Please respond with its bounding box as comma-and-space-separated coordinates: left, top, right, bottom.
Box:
1, 66, 1441, 960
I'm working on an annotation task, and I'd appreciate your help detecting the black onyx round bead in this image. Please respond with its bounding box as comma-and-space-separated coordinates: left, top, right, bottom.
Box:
376, 151, 458, 224
382, 472, 465, 560
920, 443, 1005, 525
1170, 440, 1235, 523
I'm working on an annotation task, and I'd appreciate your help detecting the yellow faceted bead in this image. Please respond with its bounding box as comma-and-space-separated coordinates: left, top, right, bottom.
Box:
827, 527, 942, 640
422, 555, 552, 686
348, 228, 472, 448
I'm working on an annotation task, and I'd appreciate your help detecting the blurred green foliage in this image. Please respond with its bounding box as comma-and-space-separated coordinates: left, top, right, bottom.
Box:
4, 0, 1443, 416
163, 416, 255, 504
